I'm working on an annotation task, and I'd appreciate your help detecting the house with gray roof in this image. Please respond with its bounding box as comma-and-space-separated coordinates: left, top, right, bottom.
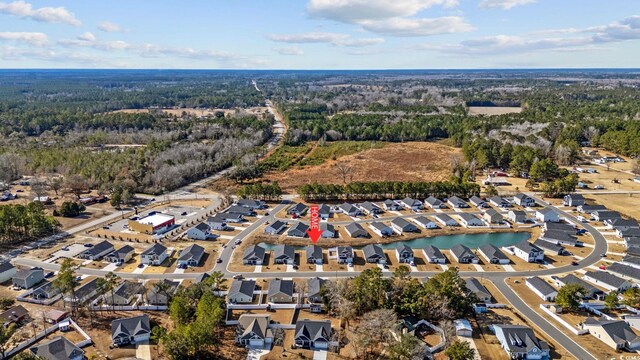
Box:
563, 193, 585, 207
469, 196, 486, 208
287, 222, 309, 238
294, 320, 332, 350
177, 244, 205, 267
228, 279, 256, 304
578, 204, 607, 214
450, 244, 478, 264
434, 213, 458, 227
265, 220, 287, 235
318, 204, 332, 219
424, 196, 444, 209
618, 228, 640, 239
483, 208, 504, 224
509, 241, 544, 263
362, 244, 386, 264
287, 203, 309, 216
307, 277, 327, 303
273, 244, 296, 265
30, 282, 61, 300
227, 205, 256, 217
68, 278, 100, 304
30, 336, 83, 360
544, 221, 576, 233
146, 279, 179, 306
513, 193, 536, 207
369, 221, 393, 237
607, 263, 640, 282
336, 246, 354, 264
243, 245, 265, 265
383, 199, 402, 211
413, 216, 438, 229
0, 262, 16, 284
235, 314, 273, 349
140, 243, 169, 266
207, 214, 231, 229
458, 213, 484, 227
583, 271, 632, 292
622, 255, 640, 269
186, 223, 216, 240
536, 207, 560, 223
395, 244, 414, 264
493, 325, 550, 359
104, 245, 134, 264
478, 244, 510, 264
526, 277, 557, 301
592, 210, 622, 222
533, 239, 568, 256
106, 281, 143, 305
608, 218, 640, 232
489, 196, 509, 208
401, 197, 423, 211
237, 199, 266, 210
358, 201, 382, 215
508, 210, 527, 224
77, 240, 115, 260
447, 196, 468, 209
306, 245, 323, 265
554, 274, 602, 299
391, 217, 418, 234
320, 222, 336, 238
582, 318, 640, 350
423, 245, 446, 264
345, 222, 369, 238
111, 315, 150, 346
541, 230, 582, 247
340, 203, 361, 216
268, 279, 295, 303
466, 277, 491, 303
0, 305, 29, 327
12, 267, 44, 289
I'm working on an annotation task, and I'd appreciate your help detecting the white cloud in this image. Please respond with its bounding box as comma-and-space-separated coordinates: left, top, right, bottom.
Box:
274, 46, 304, 56
77, 32, 96, 42
360, 16, 473, 37
59, 34, 133, 51
98, 21, 126, 33
0, 31, 48, 46
0, 1, 81, 26
307, 0, 458, 23
269, 32, 384, 47
479, 0, 536, 9
333, 37, 385, 46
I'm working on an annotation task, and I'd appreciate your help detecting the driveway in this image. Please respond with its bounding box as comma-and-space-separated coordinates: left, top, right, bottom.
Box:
135, 340, 151, 360
313, 350, 328, 360
246, 348, 270, 360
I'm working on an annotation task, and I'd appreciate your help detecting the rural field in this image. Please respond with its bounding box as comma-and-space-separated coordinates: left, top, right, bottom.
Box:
468, 106, 523, 116
263, 141, 459, 191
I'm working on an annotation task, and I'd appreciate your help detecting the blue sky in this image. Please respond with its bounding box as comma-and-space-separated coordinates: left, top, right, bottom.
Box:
0, 0, 639, 69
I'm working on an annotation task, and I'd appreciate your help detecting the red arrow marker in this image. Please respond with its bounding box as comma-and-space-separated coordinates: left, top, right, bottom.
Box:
307, 205, 322, 244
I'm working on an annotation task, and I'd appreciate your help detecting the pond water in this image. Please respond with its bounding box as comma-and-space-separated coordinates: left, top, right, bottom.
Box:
258, 231, 530, 250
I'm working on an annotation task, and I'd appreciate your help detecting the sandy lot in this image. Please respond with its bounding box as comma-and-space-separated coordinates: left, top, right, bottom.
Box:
264, 141, 460, 191
468, 106, 522, 116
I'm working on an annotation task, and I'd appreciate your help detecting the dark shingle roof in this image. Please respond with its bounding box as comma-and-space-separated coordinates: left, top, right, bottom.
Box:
584, 271, 628, 288
178, 244, 205, 263
268, 279, 294, 297
423, 245, 444, 259
494, 325, 549, 354
526, 276, 557, 296
479, 244, 508, 261
30, 336, 83, 360
229, 279, 256, 299
295, 320, 331, 342
363, 244, 385, 260
141, 243, 167, 256
111, 315, 150, 339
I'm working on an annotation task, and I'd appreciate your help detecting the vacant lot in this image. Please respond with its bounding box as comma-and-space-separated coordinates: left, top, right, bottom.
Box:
585, 193, 640, 220
264, 141, 459, 191
468, 106, 522, 116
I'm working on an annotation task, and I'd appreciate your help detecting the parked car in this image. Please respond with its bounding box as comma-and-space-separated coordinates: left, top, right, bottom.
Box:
45, 272, 54, 278
599, 265, 607, 270
181, 212, 187, 216
84, 243, 93, 247
572, 261, 579, 266
216, 258, 223, 263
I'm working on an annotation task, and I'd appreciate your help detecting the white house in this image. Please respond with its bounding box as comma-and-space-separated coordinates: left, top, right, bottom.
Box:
186, 223, 216, 240
581, 318, 640, 351
401, 197, 423, 211
412, 216, 438, 229
140, 243, 169, 266
424, 196, 444, 209
536, 207, 560, 223
526, 277, 557, 301
434, 214, 458, 227
508, 241, 544, 263
582, 271, 632, 292
391, 217, 418, 234
369, 222, 393, 237
508, 210, 527, 224
0, 262, 16, 284
513, 193, 536, 207
458, 213, 484, 227
423, 245, 446, 264
447, 196, 468, 209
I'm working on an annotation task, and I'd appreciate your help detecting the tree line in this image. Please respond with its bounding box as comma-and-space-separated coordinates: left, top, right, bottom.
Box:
0, 202, 59, 246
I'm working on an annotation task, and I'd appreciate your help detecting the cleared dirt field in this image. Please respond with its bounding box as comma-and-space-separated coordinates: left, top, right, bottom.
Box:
110, 107, 268, 118
264, 141, 460, 191
468, 106, 522, 116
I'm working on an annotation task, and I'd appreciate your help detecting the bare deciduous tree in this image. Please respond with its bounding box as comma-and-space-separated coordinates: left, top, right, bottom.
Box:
334, 163, 353, 185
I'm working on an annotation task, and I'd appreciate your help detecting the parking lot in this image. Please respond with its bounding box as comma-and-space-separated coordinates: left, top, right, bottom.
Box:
103, 203, 205, 235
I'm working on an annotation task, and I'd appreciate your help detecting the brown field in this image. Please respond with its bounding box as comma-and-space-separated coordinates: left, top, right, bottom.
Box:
468, 106, 523, 116
585, 193, 640, 220
110, 107, 268, 118
264, 141, 459, 191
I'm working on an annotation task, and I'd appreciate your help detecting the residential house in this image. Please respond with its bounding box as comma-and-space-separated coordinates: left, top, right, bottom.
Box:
237, 199, 266, 209
186, 223, 216, 240
401, 197, 423, 211
459, 213, 484, 227
544, 221, 576, 233
583, 271, 632, 292
339, 203, 361, 217
146, 280, 179, 306
455, 319, 473, 337
369, 222, 393, 237
264, 220, 287, 235
207, 214, 231, 230
228, 279, 256, 304
268, 279, 295, 303
0, 305, 29, 327
77, 240, 115, 260
243, 245, 266, 265
140, 243, 169, 266
434, 214, 459, 227
447, 196, 468, 209
619, 228, 640, 240
489, 196, 509, 208
622, 255, 640, 269
554, 274, 603, 299
493, 325, 550, 360
513, 193, 536, 207
592, 210, 622, 222
395, 244, 415, 264
578, 204, 607, 214
508, 210, 527, 224
484, 209, 504, 224
106, 281, 143, 305
391, 217, 418, 234
541, 230, 582, 247
320, 223, 336, 238
30, 336, 84, 360
318, 204, 332, 220
30, 282, 60, 300
345, 222, 369, 238
509, 241, 544, 263
536, 207, 560, 223
226, 205, 256, 217
358, 201, 382, 215
111, 315, 151, 346
450, 244, 479, 264
305, 245, 323, 265
606, 218, 639, 230
0, 262, 16, 283
413, 216, 438, 229
273, 244, 296, 265
581, 318, 640, 351
104, 245, 134, 264
478, 244, 510, 264
288, 222, 310, 238
336, 246, 354, 264
68, 278, 100, 304
177, 244, 205, 267
287, 203, 309, 217
424, 196, 444, 209
533, 239, 568, 256
526, 277, 557, 301
607, 263, 640, 283
362, 244, 387, 264
423, 245, 446, 264
307, 277, 327, 304
469, 196, 486, 208
563, 194, 585, 207
294, 320, 332, 350
466, 277, 491, 303
383, 199, 402, 211
12, 267, 44, 289
235, 314, 273, 349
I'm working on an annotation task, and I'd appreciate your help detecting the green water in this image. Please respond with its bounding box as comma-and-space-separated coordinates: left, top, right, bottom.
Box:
258, 231, 530, 250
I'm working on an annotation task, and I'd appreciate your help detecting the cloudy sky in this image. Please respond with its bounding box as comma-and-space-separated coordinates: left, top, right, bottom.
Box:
0, 0, 639, 69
